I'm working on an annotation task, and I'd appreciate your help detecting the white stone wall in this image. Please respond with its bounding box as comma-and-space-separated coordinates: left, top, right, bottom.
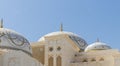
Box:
0, 54, 3, 66
71, 56, 114, 66
61, 39, 76, 66
44, 35, 77, 66
70, 50, 120, 66
114, 56, 120, 66
1, 50, 42, 66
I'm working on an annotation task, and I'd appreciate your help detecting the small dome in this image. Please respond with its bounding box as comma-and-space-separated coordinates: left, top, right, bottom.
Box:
38, 31, 88, 50
85, 41, 111, 52
0, 28, 32, 55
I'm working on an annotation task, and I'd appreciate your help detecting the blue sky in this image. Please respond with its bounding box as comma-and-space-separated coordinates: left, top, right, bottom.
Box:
0, 0, 120, 49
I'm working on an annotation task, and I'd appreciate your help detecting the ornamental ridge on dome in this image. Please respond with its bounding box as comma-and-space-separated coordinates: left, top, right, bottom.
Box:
0, 19, 3, 28
96, 38, 100, 42
60, 23, 63, 31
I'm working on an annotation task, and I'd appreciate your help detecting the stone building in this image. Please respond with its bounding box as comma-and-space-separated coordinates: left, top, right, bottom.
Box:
0, 21, 120, 66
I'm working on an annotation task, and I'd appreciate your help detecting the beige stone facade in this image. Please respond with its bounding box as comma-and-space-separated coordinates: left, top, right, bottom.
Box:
31, 31, 120, 66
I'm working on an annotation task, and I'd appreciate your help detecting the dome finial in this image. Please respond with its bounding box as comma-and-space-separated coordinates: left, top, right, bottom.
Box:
0, 19, 3, 28
60, 23, 63, 31
96, 38, 100, 42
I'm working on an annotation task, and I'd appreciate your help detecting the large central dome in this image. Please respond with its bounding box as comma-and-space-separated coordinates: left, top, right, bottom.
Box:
38, 31, 88, 50
0, 28, 32, 55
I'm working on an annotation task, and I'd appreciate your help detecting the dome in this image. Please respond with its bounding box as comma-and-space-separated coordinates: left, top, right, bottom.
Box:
0, 28, 32, 55
85, 41, 111, 52
38, 31, 88, 50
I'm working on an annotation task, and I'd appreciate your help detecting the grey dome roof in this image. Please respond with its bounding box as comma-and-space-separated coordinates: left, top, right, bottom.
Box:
0, 28, 32, 55
38, 31, 88, 50
85, 41, 111, 52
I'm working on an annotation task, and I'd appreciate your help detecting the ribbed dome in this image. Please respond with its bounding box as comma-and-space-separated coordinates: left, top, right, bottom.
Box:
38, 31, 88, 50
0, 28, 32, 55
85, 41, 111, 52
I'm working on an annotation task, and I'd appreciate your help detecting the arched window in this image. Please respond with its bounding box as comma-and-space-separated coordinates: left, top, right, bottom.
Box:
49, 47, 53, 52
82, 59, 88, 62
91, 58, 96, 61
57, 47, 61, 51
48, 57, 53, 66
100, 58, 104, 61
56, 56, 62, 66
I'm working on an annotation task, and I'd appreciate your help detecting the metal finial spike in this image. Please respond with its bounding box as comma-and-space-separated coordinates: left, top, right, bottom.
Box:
60, 23, 63, 31
0, 19, 3, 28
96, 38, 100, 42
